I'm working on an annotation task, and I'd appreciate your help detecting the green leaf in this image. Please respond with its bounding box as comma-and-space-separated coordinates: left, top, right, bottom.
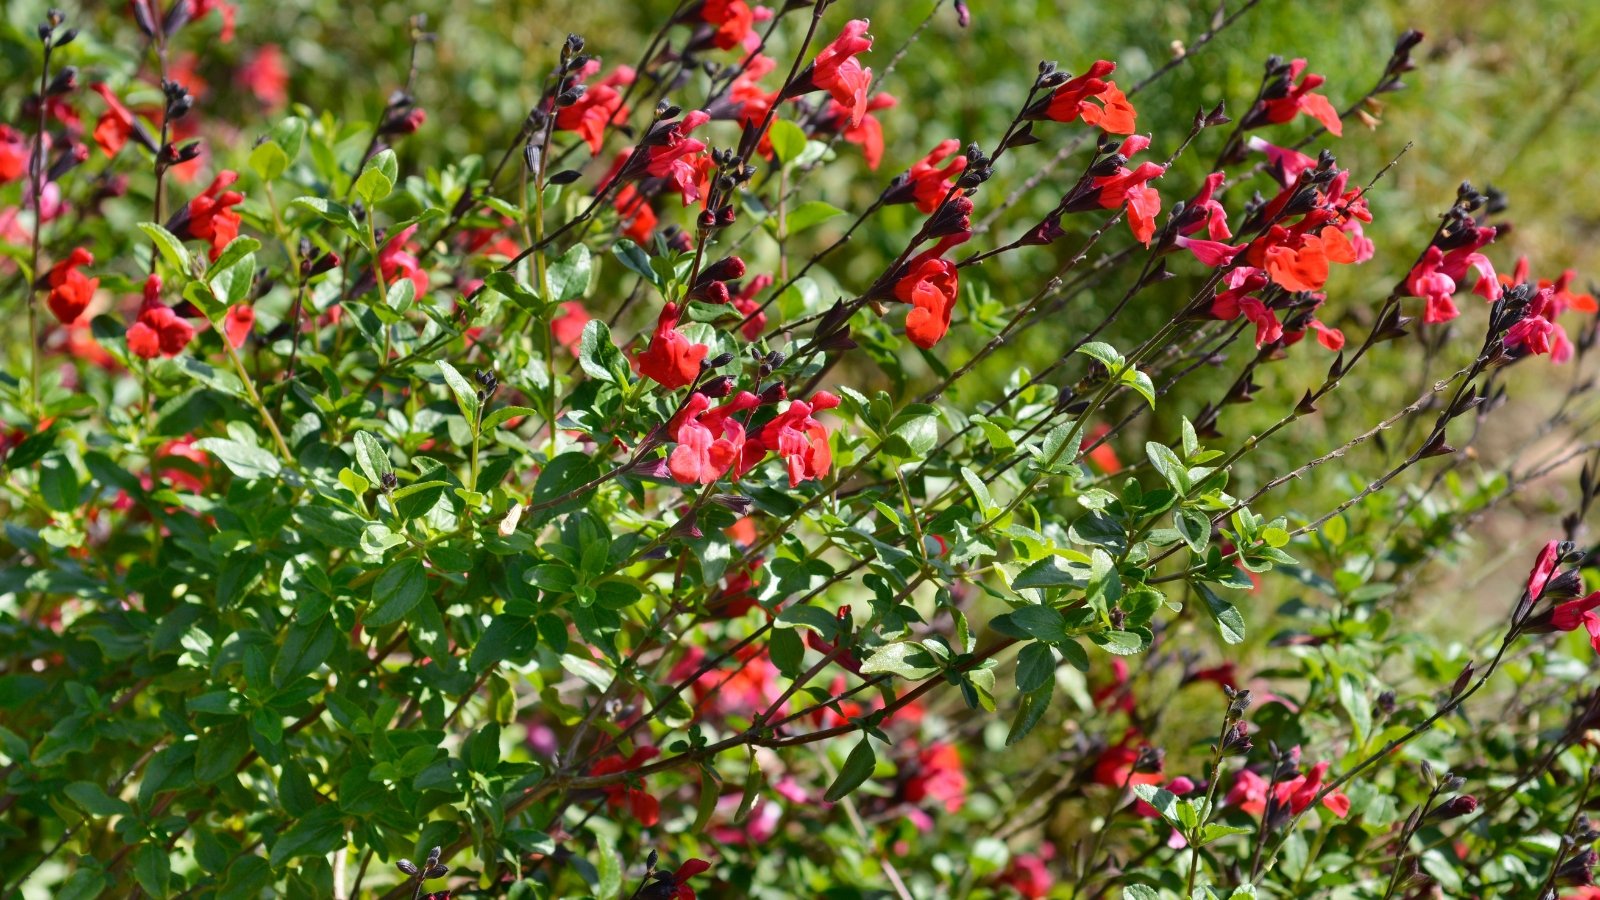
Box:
134, 843, 171, 898
1124, 886, 1160, 900
1339, 672, 1372, 746
208, 250, 257, 306
1193, 581, 1247, 645
268, 805, 345, 869
547, 243, 592, 303
997, 604, 1068, 643
883, 405, 939, 461
207, 237, 262, 278
770, 627, 804, 677
612, 239, 661, 286
860, 642, 938, 680
195, 437, 282, 481
1146, 441, 1189, 492
1015, 642, 1055, 692
436, 360, 481, 428
577, 319, 628, 385
355, 148, 398, 203
787, 200, 846, 233
352, 431, 393, 487
65, 781, 132, 817
1076, 341, 1124, 369
468, 617, 538, 673
1175, 509, 1211, 554
824, 737, 877, 802
768, 119, 807, 165
1121, 368, 1156, 408
291, 196, 368, 246
1012, 557, 1085, 591
137, 222, 192, 275
38, 453, 79, 511
366, 558, 427, 628
481, 405, 539, 432
1006, 679, 1053, 745
249, 140, 289, 181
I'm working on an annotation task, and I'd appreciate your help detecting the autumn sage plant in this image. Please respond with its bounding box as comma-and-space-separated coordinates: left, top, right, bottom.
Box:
5, 0, 1600, 898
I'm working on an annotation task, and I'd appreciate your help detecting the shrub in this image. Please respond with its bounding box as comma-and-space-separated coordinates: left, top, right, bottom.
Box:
2, 2, 1600, 899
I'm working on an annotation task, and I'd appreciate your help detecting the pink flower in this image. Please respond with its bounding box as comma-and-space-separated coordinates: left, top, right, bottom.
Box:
668, 391, 760, 485
378, 225, 429, 299
904, 742, 968, 814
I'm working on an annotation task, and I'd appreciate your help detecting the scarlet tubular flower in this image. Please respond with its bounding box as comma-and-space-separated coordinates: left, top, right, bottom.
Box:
883, 139, 967, 213
663, 858, 712, 900
636, 303, 709, 389
1082, 135, 1165, 245
1227, 756, 1351, 819
1184, 172, 1233, 240
1030, 60, 1137, 134
640, 111, 713, 206
902, 742, 968, 814
550, 301, 591, 354
830, 92, 896, 170
223, 304, 255, 348
173, 171, 245, 261
1211, 267, 1285, 348
700, 0, 755, 50
90, 83, 154, 158
554, 61, 635, 155
1504, 287, 1568, 361
1254, 59, 1343, 136
893, 249, 959, 349
1407, 246, 1461, 323
756, 391, 839, 487
0, 125, 26, 182
188, 0, 237, 42
239, 46, 291, 111
378, 224, 430, 299
127, 275, 196, 359
44, 247, 98, 325
668, 391, 760, 485
785, 19, 874, 127
731, 274, 771, 340
587, 746, 662, 825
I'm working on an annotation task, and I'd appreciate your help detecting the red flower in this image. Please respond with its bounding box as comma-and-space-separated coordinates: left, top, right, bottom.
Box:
187, 0, 237, 42
885, 139, 967, 214
997, 848, 1056, 899
1227, 754, 1350, 818
1035, 60, 1137, 134
903, 742, 968, 813
1528, 540, 1562, 600
701, 0, 755, 50
44, 247, 98, 325
1255, 59, 1342, 136
636, 303, 709, 389
732, 274, 771, 340
1246, 136, 1319, 186
1092, 734, 1163, 789
128, 276, 196, 359
1174, 235, 1246, 269
224, 304, 255, 348
378, 224, 430, 300
554, 61, 635, 155
90, 83, 149, 158
1260, 225, 1356, 293
643, 111, 713, 206
893, 249, 959, 349
588, 746, 661, 825
1081, 423, 1122, 474
614, 184, 659, 244
1210, 268, 1284, 347
179, 171, 245, 261
551, 302, 590, 354
1407, 246, 1460, 324
0, 125, 30, 182
1504, 287, 1572, 362
834, 93, 896, 170
804, 19, 873, 127
756, 391, 839, 487
1087, 135, 1164, 245
239, 45, 290, 110
664, 858, 712, 900
668, 391, 760, 485
1184, 172, 1232, 240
